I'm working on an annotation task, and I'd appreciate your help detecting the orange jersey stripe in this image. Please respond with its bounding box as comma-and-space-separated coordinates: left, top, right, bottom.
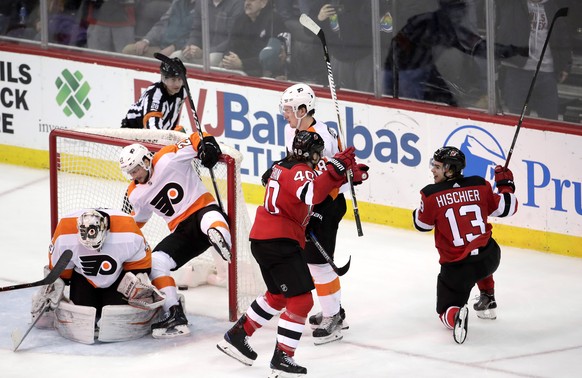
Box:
314, 277, 341, 296
152, 275, 176, 290
143, 111, 163, 128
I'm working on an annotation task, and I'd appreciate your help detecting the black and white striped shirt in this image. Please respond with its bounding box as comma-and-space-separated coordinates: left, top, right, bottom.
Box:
123, 82, 186, 130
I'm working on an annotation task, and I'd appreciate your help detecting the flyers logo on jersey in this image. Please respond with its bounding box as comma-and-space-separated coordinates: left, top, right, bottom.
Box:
150, 182, 184, 216
80, 255, 118, 276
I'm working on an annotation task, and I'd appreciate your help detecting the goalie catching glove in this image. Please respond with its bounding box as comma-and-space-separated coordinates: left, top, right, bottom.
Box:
117, 272, 165, 310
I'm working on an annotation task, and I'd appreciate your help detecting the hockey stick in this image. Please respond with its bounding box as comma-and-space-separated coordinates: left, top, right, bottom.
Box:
504, 7, 568, 169
308, 230, 351, 276
0, 249, 72, 292
299, 13, 364, 237
154, 52, 224, 211
12, 300, 51, 351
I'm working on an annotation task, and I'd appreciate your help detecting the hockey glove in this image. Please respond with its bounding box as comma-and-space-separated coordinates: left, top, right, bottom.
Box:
198, 135, 222, 169
117, 272, 165, 310
494, 165, 515, 193
31, 277, 65, 313
327, 146, 356, 181
306, 210, 324, 236
352, 163, 370, 185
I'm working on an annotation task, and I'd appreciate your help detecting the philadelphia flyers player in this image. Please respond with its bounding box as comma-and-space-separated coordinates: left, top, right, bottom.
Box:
412, 146, 518, 344
119, 131, 229, 338
121, 57, 187, 131
280, 83, 369, 345
217, 131, 369, 377
46, 208, 161, 319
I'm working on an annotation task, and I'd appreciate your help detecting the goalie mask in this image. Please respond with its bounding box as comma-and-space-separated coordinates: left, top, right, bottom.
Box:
119, 143, 153, 180
279, 83, 316, 119
77, 210, 110, 250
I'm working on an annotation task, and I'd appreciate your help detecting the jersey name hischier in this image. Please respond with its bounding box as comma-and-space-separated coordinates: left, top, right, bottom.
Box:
435, 189, 481, 207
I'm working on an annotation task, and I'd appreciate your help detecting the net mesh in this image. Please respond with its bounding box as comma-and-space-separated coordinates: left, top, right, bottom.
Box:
50, 128, 264, 320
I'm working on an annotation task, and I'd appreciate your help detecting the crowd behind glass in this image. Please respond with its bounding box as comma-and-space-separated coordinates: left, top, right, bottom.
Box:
2, 0, 581, 124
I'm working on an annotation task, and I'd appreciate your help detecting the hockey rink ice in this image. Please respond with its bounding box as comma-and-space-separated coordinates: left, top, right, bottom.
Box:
1, 163, 581, 378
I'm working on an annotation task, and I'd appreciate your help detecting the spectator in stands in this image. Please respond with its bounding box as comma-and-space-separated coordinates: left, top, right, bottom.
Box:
133, 0, 172, 41
172, 0, 243, 67
34, 0, 86, 47
84, 0, 136, 53
384, 0, 526, 106
122, 0, 195, 59
302, 1, 378, 93
220, 0, 288, 78
496, 0, 573, 120
0, 0, 38, 39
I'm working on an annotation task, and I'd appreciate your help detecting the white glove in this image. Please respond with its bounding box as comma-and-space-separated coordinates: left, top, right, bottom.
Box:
117, 272, 165, 310
31, 278, 65, 314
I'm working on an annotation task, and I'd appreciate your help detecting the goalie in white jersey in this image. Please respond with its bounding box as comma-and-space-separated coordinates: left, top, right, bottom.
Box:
36, 208, 165, 342
119, 131, 231, 338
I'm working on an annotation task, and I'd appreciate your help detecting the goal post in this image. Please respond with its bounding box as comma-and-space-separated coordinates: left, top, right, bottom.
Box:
48, 128, 264, 321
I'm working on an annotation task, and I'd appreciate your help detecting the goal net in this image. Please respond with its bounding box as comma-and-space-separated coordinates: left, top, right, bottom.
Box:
48, 128, 264, 321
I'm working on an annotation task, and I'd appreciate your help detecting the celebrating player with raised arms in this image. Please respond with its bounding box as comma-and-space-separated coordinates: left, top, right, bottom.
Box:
217, 130, 369, 377
413, 146, 518, 344
119, 131, 230, 338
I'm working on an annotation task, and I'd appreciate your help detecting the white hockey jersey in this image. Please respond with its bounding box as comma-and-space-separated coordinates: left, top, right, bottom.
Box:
49, 208, 151, 289
284, 120, 348, 194
126, 133, 217, 232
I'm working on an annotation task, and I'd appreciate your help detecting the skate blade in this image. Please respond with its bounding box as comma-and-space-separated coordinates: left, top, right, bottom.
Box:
313, 330, 343, 345
310, 320, 349, 331
453, 306, 468, 344
475, 308, 497, 320
268, 369, 306, 378
152, 324, 190, 339
208, 228, 231, 263
216, 339, 255, 366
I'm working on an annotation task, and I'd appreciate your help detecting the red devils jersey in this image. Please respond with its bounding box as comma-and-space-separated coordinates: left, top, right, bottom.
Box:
250, 159, 345, 248
413, 176, 518, 264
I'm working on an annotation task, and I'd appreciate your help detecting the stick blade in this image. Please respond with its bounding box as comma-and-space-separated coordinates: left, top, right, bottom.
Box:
153, 52, 169, 63
299, 13, 321, 36
337, 256, 351, 276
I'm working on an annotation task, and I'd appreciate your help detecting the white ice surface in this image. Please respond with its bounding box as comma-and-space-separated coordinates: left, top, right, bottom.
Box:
1, 163, 581, 378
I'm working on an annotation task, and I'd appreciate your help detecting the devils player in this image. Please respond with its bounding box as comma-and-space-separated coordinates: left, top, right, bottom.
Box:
217, 131, 368, 377
280, 83, 369, 345
413, 146, 518, 344
119, 132, 229, 338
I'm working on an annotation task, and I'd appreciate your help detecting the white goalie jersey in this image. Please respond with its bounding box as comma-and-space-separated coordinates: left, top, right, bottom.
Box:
49, 208, 152, 288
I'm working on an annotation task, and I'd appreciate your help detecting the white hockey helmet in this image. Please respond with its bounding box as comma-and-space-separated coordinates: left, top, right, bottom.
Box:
77, 209, 110, 250
119, 143, 153, 178
279, 83, 316, 115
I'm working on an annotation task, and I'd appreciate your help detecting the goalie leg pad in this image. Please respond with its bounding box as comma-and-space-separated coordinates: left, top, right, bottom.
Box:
54, 301, 97, 344
98, 305, 162, 342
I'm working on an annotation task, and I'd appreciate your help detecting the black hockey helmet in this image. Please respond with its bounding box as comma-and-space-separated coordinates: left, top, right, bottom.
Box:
292, 130, 324, 163
160, 57, 185, 78
433, 146, 465, 178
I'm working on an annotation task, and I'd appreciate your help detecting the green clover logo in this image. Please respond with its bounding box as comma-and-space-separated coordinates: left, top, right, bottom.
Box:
55, 69, 91, 118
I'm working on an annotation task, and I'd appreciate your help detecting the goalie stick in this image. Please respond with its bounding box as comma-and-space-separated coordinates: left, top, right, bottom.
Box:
308, 230, 351, 276
12, 299, 51, 351
153, 52, 224, 211
0, 249, 72, 292
299, 13, 364, 237
504, 7, 569, 169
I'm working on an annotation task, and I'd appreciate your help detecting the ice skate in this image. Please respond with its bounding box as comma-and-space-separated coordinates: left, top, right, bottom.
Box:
151, 302, 190, 339
312, 311, 343, 345
473, 291, 497, 319
453, 305, 468, 344
309, 306, 349, 330
269, 345, 307, 377
217, 315, 257, 366
208, 227, 231, 263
